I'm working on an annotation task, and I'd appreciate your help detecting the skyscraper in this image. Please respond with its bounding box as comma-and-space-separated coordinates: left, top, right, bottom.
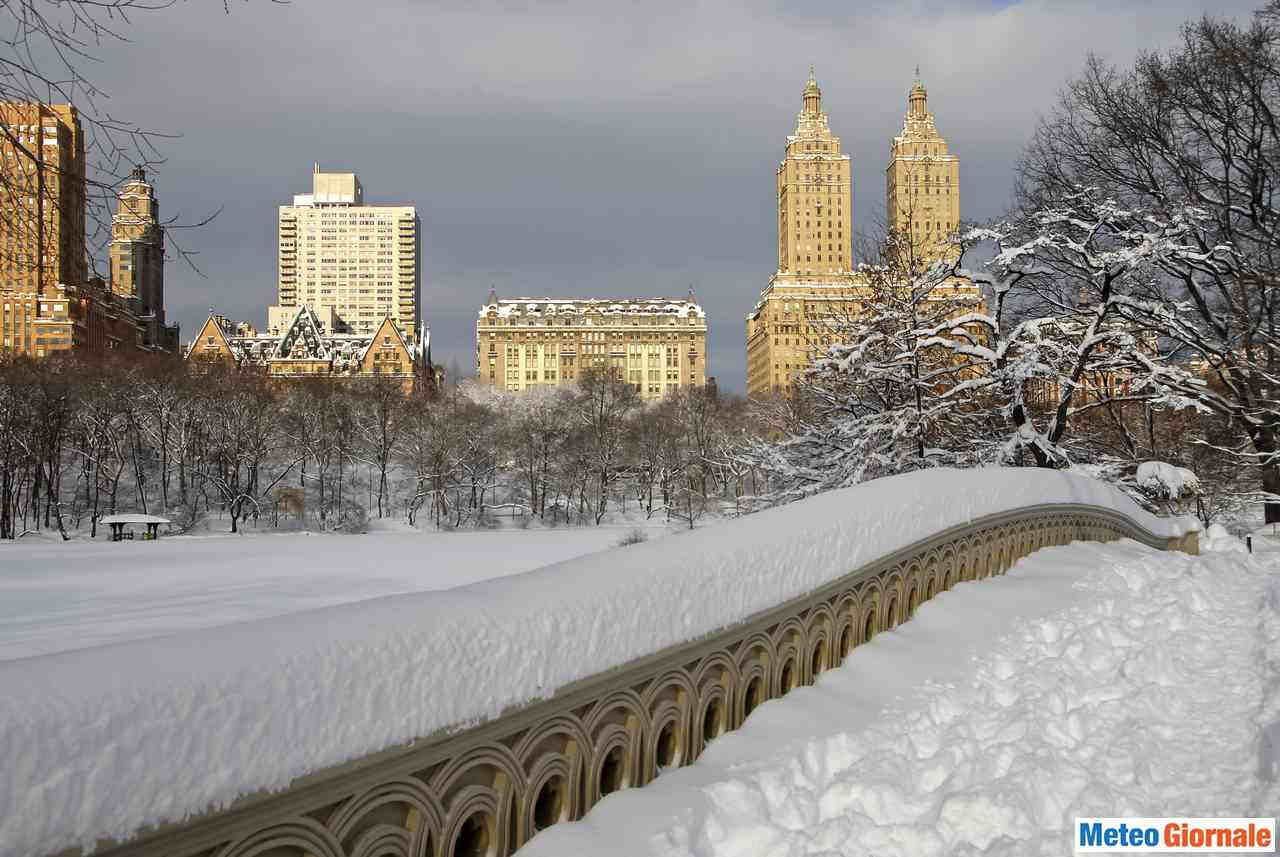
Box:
273, 166, 419, 338
885, 76, 961, 265
109, 166, 177, 351
746, 70, 863, 396
0, 103, 86, 354
777, 68, 853, 277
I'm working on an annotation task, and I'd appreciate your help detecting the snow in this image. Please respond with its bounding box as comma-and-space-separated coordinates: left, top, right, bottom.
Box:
0, 527, 632, 661
522, 538, 1277, 856
0, 468, 1195, 857
481, 297, 705, 319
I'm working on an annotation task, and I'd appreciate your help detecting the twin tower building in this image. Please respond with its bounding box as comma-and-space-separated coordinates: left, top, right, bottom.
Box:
479, 70, 962, 399
745, 69, 962, 395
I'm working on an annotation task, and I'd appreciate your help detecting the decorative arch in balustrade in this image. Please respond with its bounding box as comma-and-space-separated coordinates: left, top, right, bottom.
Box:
75, 504, 1197, 857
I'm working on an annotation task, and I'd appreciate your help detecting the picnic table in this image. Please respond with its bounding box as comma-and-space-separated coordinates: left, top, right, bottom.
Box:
98, 514, 172, 542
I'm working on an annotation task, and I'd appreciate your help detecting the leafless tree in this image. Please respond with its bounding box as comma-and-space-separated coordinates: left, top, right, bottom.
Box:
1020, 2, 1280, 514
572, 368, 639, 525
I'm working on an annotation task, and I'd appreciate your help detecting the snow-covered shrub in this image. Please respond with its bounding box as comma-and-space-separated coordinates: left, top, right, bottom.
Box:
1135, 461, 1200, 501
334, 499, 368, 534
616, 527, 648, 547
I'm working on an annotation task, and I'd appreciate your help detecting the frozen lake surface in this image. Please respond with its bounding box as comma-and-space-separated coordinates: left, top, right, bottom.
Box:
0, 526, 630, 660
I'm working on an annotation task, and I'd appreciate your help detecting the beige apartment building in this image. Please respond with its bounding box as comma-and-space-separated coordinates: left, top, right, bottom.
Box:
475, 290, 707, 399
746, 73, 972, 396
274, 166, 419, 337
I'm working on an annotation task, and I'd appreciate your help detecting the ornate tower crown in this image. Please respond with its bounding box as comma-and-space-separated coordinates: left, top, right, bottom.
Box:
898, 72, 940, 142
908, 79, 928, 121
803, 66, 822, 115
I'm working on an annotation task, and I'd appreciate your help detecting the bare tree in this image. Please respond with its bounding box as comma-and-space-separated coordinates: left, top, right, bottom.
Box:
572, 368, 638, 525
1020, 3, 1280, 514
353, 377, 408, 519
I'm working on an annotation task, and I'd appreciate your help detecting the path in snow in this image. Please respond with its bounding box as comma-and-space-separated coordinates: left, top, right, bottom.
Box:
0, 527, 634, 660
522, 539, 1280, 857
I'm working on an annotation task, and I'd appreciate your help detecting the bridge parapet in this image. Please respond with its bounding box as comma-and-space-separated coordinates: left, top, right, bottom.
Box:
58, 490, 1195, 857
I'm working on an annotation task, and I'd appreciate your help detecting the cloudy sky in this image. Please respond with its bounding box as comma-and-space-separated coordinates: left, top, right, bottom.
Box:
86, 0, 1258, 392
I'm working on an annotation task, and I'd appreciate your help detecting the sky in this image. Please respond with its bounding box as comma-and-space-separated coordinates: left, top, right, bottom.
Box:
82, 0, 1261, 392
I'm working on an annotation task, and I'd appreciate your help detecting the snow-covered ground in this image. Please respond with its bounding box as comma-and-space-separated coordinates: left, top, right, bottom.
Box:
523, 536, 1279, 856
0, 527, 643, 660
0, 469, 1196, 857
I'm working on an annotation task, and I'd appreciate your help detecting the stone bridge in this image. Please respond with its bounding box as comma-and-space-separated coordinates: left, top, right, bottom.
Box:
62, 500, 1196, 857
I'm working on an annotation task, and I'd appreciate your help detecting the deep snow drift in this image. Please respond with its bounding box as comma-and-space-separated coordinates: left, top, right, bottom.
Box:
0, 469, 1195, 857
0, 526, 635, 660
523, 538, 1278, 856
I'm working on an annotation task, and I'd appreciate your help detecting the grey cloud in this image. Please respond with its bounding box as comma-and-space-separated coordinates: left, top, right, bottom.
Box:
86, 0, 1260, 391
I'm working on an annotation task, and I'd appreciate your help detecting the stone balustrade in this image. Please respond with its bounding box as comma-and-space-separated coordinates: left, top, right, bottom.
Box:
69, 503, 1196, 857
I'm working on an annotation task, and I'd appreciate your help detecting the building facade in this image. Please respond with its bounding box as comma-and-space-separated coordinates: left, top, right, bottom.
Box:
0, 102, 86, 357
745, 73, 970, 396
475, 291, 706, 399
885, 77, 960, 265
186, 305, 431, 389
274, 166, 419, 338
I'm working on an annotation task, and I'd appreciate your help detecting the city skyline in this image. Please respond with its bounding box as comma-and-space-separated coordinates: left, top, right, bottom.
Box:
80, 0, 1256, 392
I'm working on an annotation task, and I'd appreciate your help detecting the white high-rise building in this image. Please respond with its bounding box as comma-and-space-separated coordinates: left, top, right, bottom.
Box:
272, 165, 419, 337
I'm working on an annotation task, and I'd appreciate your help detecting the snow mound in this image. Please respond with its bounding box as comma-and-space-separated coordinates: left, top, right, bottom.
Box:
523, 542, 1275, 856
1203, 523, 1249, 553
0, 468, 1194, 857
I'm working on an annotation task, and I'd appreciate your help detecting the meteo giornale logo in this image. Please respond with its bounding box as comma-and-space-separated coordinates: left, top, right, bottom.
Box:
1076, 818, 1276, 852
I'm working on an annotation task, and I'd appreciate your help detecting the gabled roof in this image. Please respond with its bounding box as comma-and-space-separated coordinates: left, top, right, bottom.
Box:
275, 306, 330, 361
186, 313, 236, 359
357, 315, 412, 363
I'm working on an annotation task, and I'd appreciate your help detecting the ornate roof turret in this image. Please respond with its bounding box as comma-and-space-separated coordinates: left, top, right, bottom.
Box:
802, 66, 822, 116
894, 69, 943, 145
908, 70, 929, 121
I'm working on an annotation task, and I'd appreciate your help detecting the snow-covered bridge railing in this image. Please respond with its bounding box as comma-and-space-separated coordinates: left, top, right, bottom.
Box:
14, 471, 1198, 857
